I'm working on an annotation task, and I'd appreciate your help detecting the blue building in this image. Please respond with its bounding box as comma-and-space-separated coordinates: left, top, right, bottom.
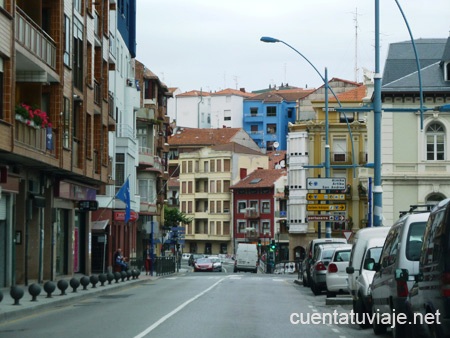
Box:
243, 89, 312, 151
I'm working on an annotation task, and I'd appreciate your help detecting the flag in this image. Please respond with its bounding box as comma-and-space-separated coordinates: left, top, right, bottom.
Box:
116, 178, 130, 222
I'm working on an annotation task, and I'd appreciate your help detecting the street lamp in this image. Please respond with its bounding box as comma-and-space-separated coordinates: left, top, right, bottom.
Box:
260, 36, 340, 238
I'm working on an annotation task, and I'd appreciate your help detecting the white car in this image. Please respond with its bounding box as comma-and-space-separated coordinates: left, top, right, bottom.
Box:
181, 253, 191, 260
209, 256, 223, 272
325, 244, 352, 297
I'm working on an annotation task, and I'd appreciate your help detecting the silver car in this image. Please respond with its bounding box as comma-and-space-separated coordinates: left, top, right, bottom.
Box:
310, 243, 347, 295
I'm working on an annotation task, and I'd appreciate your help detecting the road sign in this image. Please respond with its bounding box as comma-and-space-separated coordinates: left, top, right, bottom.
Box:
306, 204, 346, 211
306, 177, 347, 190
307, 193, 346, 201
343, 230, 353, 241
307, 214, 347, 222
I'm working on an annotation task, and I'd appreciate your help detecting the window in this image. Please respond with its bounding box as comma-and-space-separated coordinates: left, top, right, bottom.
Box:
266, 106, 276, 117
64, 16, 71, 66
216, 159, 222, 172
340, 112, 355, 123
223, 201, 230, 213
238, 221, 246, 233
115, 153, 125, 190
73, 17, 84, 90
216, 201, 222, 213
238, 201, 247, 213
426, 122, 445, 160
181, 181, 187, 194
188, 181, 193, 194
287, 108, 294, 119
332, 138, 347, 162
210, 200, 215, 213
446, 62, 450, 81
250, 125, 259, 134
0, 58, 3, 119
138, 179, 155, 203
223, 180, 230, 192
261, 201, 270, 213
262, 221, 270, 232
224, 159, 230, 171
210, 159, 215, 172
250, 107, 258, 116
224, 110, 231, 121
267, 124, 276, 134
74, 0, 82, 13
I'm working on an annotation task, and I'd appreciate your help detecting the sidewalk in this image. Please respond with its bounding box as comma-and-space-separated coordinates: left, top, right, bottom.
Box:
0, 269, 187, 324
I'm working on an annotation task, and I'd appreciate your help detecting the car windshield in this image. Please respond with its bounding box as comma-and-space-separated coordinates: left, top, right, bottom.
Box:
334, 250, 351, 262
196, 258, 212, 264
363, 247, 382, 270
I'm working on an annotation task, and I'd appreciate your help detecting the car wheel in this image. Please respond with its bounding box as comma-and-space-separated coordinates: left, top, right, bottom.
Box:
326, 291, 336, 298
311, 281, 321, 296
372, 306, 387, 335
354, 296, 370, 328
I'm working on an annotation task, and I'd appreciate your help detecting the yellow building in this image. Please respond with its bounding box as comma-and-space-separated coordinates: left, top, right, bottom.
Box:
287, 81, 372, 259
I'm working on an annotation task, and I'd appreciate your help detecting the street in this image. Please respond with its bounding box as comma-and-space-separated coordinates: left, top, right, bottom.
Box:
0, 261, 391, 338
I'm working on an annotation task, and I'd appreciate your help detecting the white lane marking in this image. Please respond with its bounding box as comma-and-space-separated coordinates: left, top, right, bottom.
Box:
272, 279, 284, 282
166, 277, 177, 280
133, 278, 225, 338
332, 328, 340, 333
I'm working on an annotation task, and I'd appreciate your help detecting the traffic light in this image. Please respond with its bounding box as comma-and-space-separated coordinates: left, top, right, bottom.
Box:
258, 239, 262, 247
269, 240, 276, 251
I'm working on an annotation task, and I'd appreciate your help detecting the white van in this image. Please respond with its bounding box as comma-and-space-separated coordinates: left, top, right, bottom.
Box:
346, 226, 391, 327
234, 243, 258, 273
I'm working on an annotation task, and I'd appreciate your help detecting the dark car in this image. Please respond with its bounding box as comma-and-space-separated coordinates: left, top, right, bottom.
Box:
404, 198, 450, 338
188, 254, 204, 267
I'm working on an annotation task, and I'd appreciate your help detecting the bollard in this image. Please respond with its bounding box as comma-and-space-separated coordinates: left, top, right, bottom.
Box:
57, 279, 69, 295
44, 281, 56, 298
120, 271, 127, 282
28, 283, 41, 301
98, 273, 107, 286
70, 277, 80, 292
131, 269, 137, 279
10, 286, 24, 305
126, 270, 132, 281
114, 272, 121, 283
80, 276, 90, 290
90, 275, 99, 288
106, 272, 114, 284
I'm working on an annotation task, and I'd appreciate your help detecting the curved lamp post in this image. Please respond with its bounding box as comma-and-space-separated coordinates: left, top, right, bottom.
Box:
260, 36, 356, 238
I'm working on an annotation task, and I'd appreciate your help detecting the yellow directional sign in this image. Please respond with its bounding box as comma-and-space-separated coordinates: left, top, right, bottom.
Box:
307, 204, 346, 211
307, 193, 346, 201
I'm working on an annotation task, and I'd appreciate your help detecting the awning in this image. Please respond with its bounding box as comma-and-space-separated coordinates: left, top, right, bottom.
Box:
92, 219, 109, 230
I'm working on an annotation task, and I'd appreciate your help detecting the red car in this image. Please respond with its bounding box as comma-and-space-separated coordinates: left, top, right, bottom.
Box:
194, 258, 214, 272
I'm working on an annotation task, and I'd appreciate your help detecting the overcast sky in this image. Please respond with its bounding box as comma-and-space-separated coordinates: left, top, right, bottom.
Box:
135, 0, 450, 93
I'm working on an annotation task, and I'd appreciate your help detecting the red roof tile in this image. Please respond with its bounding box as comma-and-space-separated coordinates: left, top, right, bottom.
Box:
168, 128, 242, 146
230, 168, 286, 189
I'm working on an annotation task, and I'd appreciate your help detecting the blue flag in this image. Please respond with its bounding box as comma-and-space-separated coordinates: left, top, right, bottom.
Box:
116, 178, 130, 222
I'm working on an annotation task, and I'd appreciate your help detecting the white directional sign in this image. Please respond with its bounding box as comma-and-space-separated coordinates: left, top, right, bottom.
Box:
307, 214, 347, 222
306, 177, 347, 190
307, 204, 346, 211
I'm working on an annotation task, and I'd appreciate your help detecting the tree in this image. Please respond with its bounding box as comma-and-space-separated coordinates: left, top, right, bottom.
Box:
164, 205, 193, 227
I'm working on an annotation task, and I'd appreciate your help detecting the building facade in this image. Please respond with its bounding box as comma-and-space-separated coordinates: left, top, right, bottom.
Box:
178, 143, 268, 255
0, 1, 114, 286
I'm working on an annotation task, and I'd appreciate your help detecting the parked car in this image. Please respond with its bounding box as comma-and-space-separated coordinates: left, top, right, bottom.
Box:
302, 238, 347, 287
346, 226, 391, 328
310, 243, 347, 295
404, 198, 450, 338
209, 256, 223, 272
188, 254, 204, 266
193, 258, 214, 272
325, 244, 352, 297
370, 208, 430, 337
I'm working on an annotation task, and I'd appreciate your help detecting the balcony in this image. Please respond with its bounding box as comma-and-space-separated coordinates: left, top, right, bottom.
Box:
244, 113, 264, 122
15, 7, 58, 81
15, 121, 55, 155
244, 208, 260, 219
138, 146, 155, 167
288, 224, 308, 234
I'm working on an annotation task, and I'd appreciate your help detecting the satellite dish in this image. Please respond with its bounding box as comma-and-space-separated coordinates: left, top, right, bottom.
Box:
273, 141, 279, 149
280, 159, 286, 168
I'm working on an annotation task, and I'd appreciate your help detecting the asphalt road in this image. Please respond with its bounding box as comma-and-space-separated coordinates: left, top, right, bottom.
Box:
0, 261, 392, 338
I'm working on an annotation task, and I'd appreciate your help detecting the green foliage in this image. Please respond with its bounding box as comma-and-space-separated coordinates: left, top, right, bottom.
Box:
164, 205, 193, 227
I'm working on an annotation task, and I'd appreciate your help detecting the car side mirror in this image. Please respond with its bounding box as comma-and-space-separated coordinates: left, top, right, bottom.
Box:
346, 266, 354, 274
395, 268, 409, 282
364, 258, 376, 270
